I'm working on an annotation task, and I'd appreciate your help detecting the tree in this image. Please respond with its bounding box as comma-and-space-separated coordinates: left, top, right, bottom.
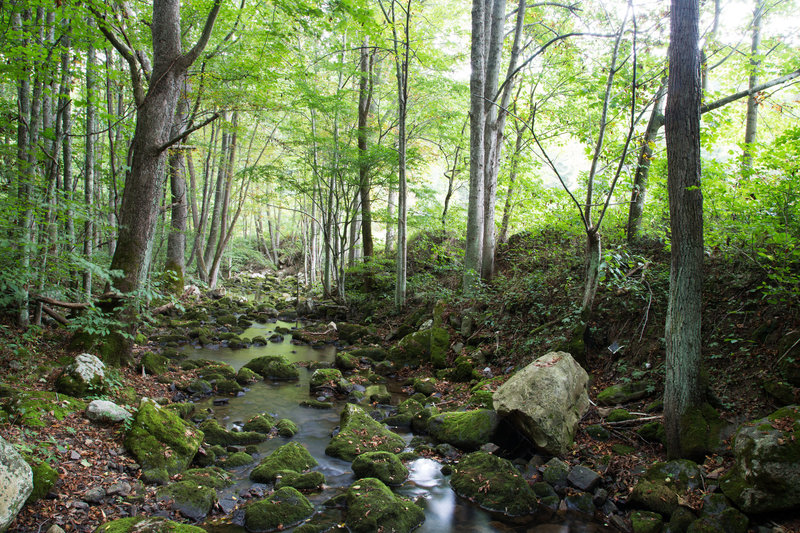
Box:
663, 0, 705, 458
95, 0, 222, 363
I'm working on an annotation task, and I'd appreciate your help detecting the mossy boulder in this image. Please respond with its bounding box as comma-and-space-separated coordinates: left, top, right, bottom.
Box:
337, 323, 374, 344
325, 404, 405, 461
677, 403, 727, 461
250, 442, 318, 483
156, 480, 217, 520
763, 380, 796, 405
697, 494, 748, 533
350, 347, 388, 361
428, 409, 499, 451
140, 352, 168, 375
384, 398, 424, 427
237, 367, 259, 384
643, 459, 703, 492
215, 379, 244, 395
542, 457, 569, 485
388, 328, 449, 368
276, 418, 299, 437
629, 480, 679, 516
412, 378, 437, 396
223, 452, 255, 468
365, 384, 391, 404
185, 379, 213, 396
309, 368, 345, 391
630, 511, 663, 533
198, 419, 267, 446
335, 352, 358, 371
606, 408, 636, 422
450, 451, 537, 516
596, 382, 650, 406
124, 399, 204, 484
93, 517, 206, 533
429, 327, 450, 369
243, 413, 277, 434
637, 421, 666, 443
720, 405, 800, 513
244, 355, 299, 380
180, 466, 234, 488
275, 470, 325, 491
55, 353, 106, 398
5, 391, 85, 427
449, 356, 479, 383
26, 461, 58, 503
244, 486, 314, 533
351, 451, 409, 486
345, 478, 425, 533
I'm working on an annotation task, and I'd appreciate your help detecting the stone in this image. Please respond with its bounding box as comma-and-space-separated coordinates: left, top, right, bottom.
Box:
83, 486, 106, 503
244, 486, 314, 532
567, 465, 601, 491
492, 352, 589, 455
123, 398, 204, 484
337, 323, 374, 344
450, 451, 537, 516
720, 405, 800, 513
140, 352, 168, 375
55, 353, 106, 398
542, 458, 569, 485
309, 368, 345, 391
596, 382, 650, 405
668, 507, 696, 532
383, 398, 424, 428
630, 511, 663, 533
351, 451, 409, 486
637, 421, 666, 443
325, 404, 405, 461
274, 470, 325, 491
564, 492, 594, 514
0, 436, 33, 531
223, 452, 254, 468
364, 384, 391, 404
27, 461, 58, 503
345, 478, 424, 533
388, 327, 450, 368
198, 419, 267, 446
677, 403, 727, 460
643, 459, 703, 492
250, 442, 318, 483
93, 517, 206, 533
428, 409, 499, 451
86, 400, 132, 424
106, 481, 132, 497
629, 480, 679, 516
157, 481, 216, 520
46, 526, 65, 533
244, 355, 299, 380
276, 418, 299, 437
335, 352, 358, 370
180, 466, 234, 489
242, 413, 277, 434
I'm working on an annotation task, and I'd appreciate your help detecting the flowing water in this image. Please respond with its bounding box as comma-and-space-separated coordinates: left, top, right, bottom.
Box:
182, 321, 616, 533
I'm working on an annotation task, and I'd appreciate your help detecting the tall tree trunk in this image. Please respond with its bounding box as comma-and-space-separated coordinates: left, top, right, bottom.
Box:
209, 113, 238, 288
464, 0, 487, 294
84, 27, 97, 299
664, 0, 705, 459
358, 38, 375, 259
626, 80, 667, 243
60, 19, 75, 270
498, 125, 524, 244
164, 83, 190, 294
205, 114, 229, 271
385, 181, 396, 253
743, 0, 763, 172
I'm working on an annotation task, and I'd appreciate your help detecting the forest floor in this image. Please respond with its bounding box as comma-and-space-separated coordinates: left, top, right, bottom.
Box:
1, 230, 799, 532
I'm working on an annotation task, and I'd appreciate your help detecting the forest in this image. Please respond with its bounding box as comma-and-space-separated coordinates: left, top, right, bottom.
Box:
0, 0, 799, 532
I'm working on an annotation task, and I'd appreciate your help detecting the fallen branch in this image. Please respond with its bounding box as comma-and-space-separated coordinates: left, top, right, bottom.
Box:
151, 302, 176, 315
42, 305, 70, 326
603, 415, 662, 426
32, 295, 90, 310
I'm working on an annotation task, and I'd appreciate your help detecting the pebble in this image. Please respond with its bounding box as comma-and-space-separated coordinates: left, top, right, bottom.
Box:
107, 481, 132, 497
69, 450, 81, 460
46, 525, 66, 533
70, 501, 89, 510
83, 487, 106, 504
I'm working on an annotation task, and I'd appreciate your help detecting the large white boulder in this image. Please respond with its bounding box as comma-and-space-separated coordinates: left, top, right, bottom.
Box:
492, 351, 589, 455
0, 436, 33, 532
86, 399, 132, 424
55, 353, 106, 397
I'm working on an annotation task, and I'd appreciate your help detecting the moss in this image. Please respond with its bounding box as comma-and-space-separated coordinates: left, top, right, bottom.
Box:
450, 451, 537, 516
630, 511, 663, 533
429, 327, 450, 369
198, 362, 237, 381
198, 419, 267, 446
637, 421, 666, 443
309, 368, 344, 390
586, 424, 611, 440
612, 444, 636, 455
365, 384, 391, 404
185, 379, 212, 395
643, 460, 703, 492
467, 389, 494, 409
124, 399, 204, 484
237, 367, 259, 384
6, 391, 85, 427
27, 461, 58, 503
352, 451, 409, 486
345, 478, 425, 533
337, 323, 374, 344
165, 403, 195, 420
542, 458, 569, 485
93, 517, 206, 533
275, 470, 325, 491
244, 486, 314, 533
388, 329, 431, 367
350, 347, 387, 361
140, 352, 168, 375
412, 378, 437, 395
300, 399, 334, 409
669, 507, 696, 533
428, 409, 499, 451
244, 355, 299, 380
607, 408, 636, 422
335, 352, 358, 370
224, 452, 254, 468
276, 418, 299, 437
384, 398, 424, 427
156, 481, 217, 520
596, 382, 649, 406
180, 466, 234, 488
250, 442, 318, 483
630, 480, 679, 516
325, 404, 405, 461
243, 413, 277, 434
450, 356, 478, 383
678, 404, 725, 461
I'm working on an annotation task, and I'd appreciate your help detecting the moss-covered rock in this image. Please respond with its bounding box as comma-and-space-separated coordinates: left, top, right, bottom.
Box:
720, 405, 800, 513
630, 511, 663, 533
237, 367, 259, 384
335, 352, 358, 371
345, 478, 425, 533
428, 409, 498, 451
55, 353, 106, 398
215, 379, 244, 395
669, 507, 696, 533
364, 384, 391, 404
351, 451, 409, 486
325, 404, 405, 461
596, 382, 650, 406
450, 356, 479, 383
274, 470, 325, 491
250, 442, 318, 483
542, 457, 569, 485
165, 402, 195, 420
412, 378, 437, 396
309, 368, 344, 391
607, 408, 636, 422
450, 451, 537, 516
26, 461, 58, 503
198, 419, 267, 446
337, 323, 374, 344
185, 379, 213, 396
384, 398, 424, 428
637, 421, 666, 443
630, 480, 679, 516
276, 418, 299, 437
643, 460, 703, 492
586, 424, 611, 440
429, 327, 450, 369
388, 329, 432, 367
678, 403, 727, 460
350, 347, 388, 361
223, 452, 255, 468
93, 517, 206, 533
156, 480, 216, 520
300, 399, 334, 409
243, 413, 277, 434
244, 486, 314, 533
140, 352, 168, 375
244, 355, 299, 380
124, 399, 203, 484
4, 391, 85, 427
180, 466, 234, 488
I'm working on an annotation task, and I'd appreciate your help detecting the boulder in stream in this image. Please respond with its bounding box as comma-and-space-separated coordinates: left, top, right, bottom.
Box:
351, 451, 409, 486
94, 517, 206, 533
244, 486, 314, 533
325, 404, 405, 461
198, 419, 267, 446
450, 451, 537, 516
243, 355, 299, 381
250, 442, 318, 483
492, 351, 589, 455
156, 481, 217, 520
345, 478, 425, 533
428, 409, 499, 451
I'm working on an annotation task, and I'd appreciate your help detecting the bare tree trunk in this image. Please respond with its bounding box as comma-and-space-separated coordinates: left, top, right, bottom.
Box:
664, 0, 704, 459
60, 19, 75, 270
385, 181, 396, 253
743, 0, 763, 172
164, 82, 190, 294
498, 125, 524, 244
205, 113, 229, 271
209, 112, 238, 288
358, 38, 375, 259
84, 26, 97, 299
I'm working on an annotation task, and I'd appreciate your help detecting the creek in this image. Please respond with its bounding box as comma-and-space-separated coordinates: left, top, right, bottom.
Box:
183, 320, 614, 533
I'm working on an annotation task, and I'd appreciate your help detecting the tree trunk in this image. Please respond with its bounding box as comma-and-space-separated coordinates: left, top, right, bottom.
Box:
164, 84, 189, 294
743, 0, 763, 172
498, 126, 524, 244
385, 182, 396, 253
84, 28, 97, 299
664, 0, 705, 459
464, 0, 486, 294
626, 81, 667, 243
209, 112, 238, 289
358, 38, 375, 259
580, 231, 601, 319
205, 114, 229, 272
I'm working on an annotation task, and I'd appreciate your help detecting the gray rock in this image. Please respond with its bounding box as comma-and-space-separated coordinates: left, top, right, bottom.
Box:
542, 458, 569, 485
46, 526, 65, 533
83, 486, 106, 503
567, 465, 601, 491
86, 400, 132, 424
492, 352, 589, 455
55, 353, 106, 397
106, 481, 132, 496
0, 436, 33, 532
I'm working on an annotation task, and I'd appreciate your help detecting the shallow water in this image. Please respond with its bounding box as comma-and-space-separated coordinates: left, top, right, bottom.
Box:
183, 322, 616, 532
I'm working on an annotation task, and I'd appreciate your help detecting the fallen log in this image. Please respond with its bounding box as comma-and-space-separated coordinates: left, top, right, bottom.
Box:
42, 305, 70, 326
32, 295, 90, 310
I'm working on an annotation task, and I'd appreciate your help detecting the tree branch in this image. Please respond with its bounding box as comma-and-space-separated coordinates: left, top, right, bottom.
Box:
180, 0, 224, 70
159, 112, 220, 152
701, 68, 800, 114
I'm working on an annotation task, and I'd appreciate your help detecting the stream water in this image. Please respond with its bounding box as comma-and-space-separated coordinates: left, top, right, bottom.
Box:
182, 321, 615, 533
